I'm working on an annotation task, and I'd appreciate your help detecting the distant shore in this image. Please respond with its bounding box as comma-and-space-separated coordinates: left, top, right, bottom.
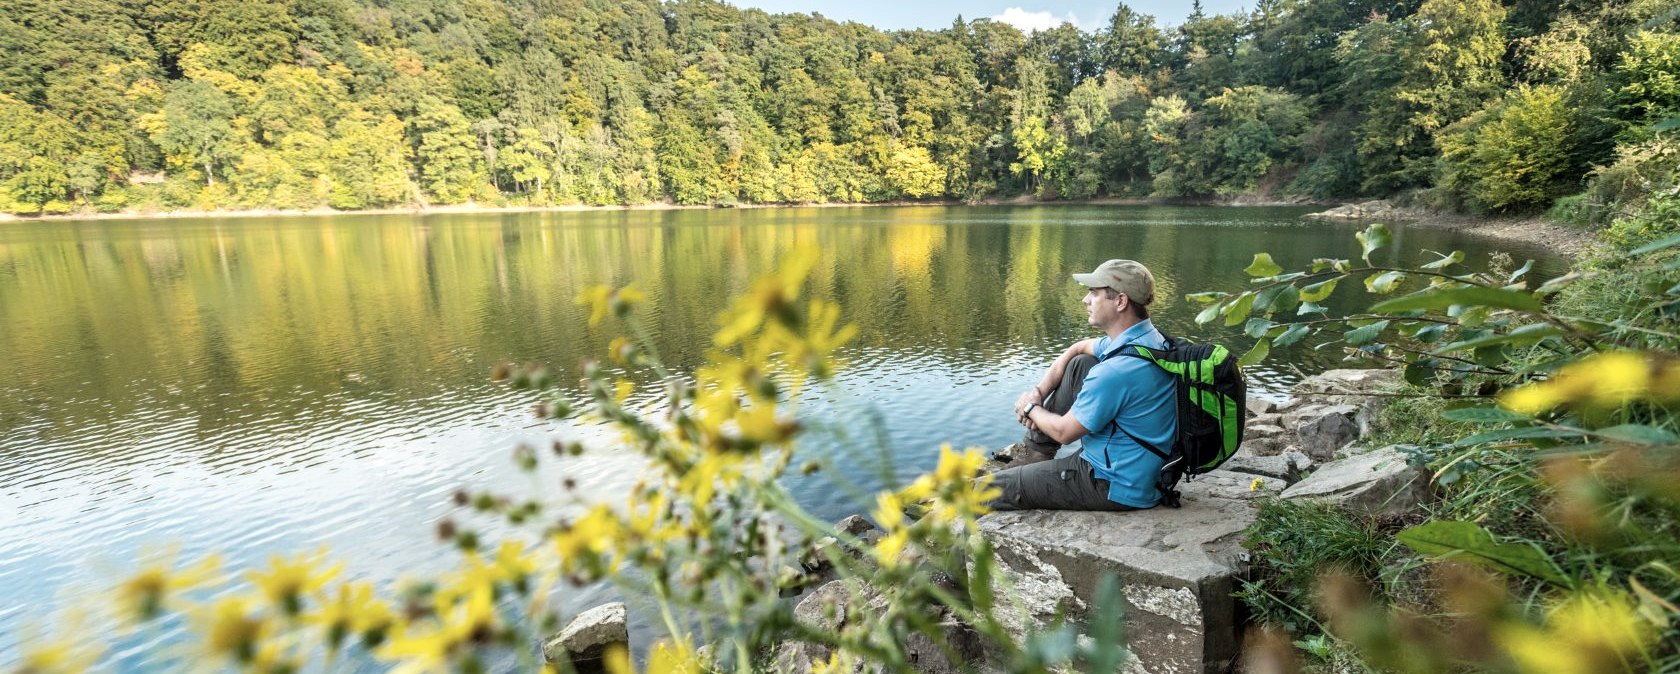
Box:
0, 195, 1324, 224
1, 196, 1594, 257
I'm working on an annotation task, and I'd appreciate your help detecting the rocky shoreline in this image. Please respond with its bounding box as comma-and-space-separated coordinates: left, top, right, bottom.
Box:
1305, 199, 1600, 257
549, 369, 1429, 673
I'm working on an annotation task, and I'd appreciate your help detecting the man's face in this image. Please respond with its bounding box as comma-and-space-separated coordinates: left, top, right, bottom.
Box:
1082, 286, 1124, 328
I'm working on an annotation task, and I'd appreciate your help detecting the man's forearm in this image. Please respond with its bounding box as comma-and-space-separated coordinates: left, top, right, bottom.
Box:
1036, 339, 1093, 397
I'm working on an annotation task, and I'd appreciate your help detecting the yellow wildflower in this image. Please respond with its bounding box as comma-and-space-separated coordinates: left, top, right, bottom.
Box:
193, 596, 269, 666
245, 550, 343, 616
576, 284, 646, 327
115, 550, 223, 622
1497, 588, 1657, 673
1250, 478, 1265, 492
646, 638, 703, 674
310, 581, 393, 650
715, 246, 819, 347
1501, 351, 1665, 415
554, 506, 623, 573
17, 615, 102, 674
603, 643, 635, 674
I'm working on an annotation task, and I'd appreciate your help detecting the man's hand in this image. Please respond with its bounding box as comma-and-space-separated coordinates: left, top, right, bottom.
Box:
1014, 386, 1043, 417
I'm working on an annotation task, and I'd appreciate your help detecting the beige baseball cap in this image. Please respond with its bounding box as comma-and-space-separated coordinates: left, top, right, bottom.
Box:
1073, 259, 1156, 305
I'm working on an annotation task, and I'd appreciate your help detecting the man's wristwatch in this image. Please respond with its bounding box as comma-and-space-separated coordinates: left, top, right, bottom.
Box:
1022, 402, 1040, 417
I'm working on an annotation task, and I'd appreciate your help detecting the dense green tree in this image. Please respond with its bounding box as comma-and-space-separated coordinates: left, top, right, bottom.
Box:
142, 79, 242, 187
0, 0, 1667, 215
1357, 0, 1508, 192
1097, 4, 1166, 78
1437, 84, 1575, 211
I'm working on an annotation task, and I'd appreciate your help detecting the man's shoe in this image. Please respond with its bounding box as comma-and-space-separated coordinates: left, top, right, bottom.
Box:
993, 442, 1056, 466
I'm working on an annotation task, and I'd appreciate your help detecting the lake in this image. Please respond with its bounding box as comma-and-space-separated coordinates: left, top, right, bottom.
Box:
0, 205, 1562, 667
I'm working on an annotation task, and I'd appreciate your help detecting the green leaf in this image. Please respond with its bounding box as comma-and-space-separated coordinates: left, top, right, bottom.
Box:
1299, 278, 1340, 302
1441, 407, 1531, 423
1245, 253, 1284, 278
1238, 338, 1270, 367
1298, 301, 1327, 316
1272, 324, 1310, 348
1404, 359, 1436, 386
1345, 320, 1390, 345
1631, 233, 1680, 255
1534, 272, 1583, 296
1365, 271, 1405, 294
1507, 259, 1535, 285
1224, 293, 1257, 327
1371, 286, 1544, 313
1438, 324, 1562, 352
1458, 305, 1492, 328
1419, 250, 1465, 270
1593, 424, 1680, 445
1253, 283, 1300, 314
1656, 115, 1680, 131
1195, 301, 1224, 325
1245, 318, 1275, 338
1451, 427, 1584, 446
1356, 223, 1392, 262
1186, 291, 1229, 304
1397, 521, 1569, 586
1410, 323, 1448, 343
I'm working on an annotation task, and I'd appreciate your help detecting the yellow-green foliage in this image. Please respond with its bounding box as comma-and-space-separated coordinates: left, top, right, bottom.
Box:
1438, 84, 1574, 211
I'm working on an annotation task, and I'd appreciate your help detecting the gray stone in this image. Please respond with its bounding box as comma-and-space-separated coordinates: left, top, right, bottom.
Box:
544, 602, 628, 664
1272, 397, 1302, 413
1245, 423, 1286, 438
1293, 404, 1360, 461
977, 471, 1276, 674
1239, 436, 1284, 457
1282, 446, 1432, 517
776, 580, 983, 674
1282, 449, 1315, 474
1294, 368, 1399, 397
835, 514, 876, 537
1295, 368, 1401, 436
1245, 397, 1277, 417
1248, 412, 1282, 428
1220, 454, 1307, 484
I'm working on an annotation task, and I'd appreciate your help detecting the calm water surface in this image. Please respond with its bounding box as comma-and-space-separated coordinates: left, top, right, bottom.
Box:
0, 205, 1562, 667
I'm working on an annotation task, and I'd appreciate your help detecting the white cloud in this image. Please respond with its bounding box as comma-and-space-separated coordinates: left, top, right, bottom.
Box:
992, 7, 1075, 33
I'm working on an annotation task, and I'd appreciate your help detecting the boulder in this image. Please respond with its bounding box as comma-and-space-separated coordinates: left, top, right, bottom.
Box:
1220, 453, 1309, 485
544, 602, 628, 665
1245, 397, 1277, 417
977, 471, 1283, 674
1292, 404, 1360, 461
1238, 436, 1285, 457
1293, 369, 1400, 436
1281, 446, 1431, 518
774, 579, 983, 674
1245, 423, 1286, 438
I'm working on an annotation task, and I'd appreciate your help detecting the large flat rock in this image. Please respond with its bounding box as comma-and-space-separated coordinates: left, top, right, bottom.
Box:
977, 471, 1279, 674
1282, 446, 1431, 518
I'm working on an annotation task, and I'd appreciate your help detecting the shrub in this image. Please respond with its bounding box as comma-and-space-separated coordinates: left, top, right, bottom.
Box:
1436, 84, 1575, 212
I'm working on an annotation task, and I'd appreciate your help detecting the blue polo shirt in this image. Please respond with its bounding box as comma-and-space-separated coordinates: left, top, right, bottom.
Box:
1068, 320, 1177, 508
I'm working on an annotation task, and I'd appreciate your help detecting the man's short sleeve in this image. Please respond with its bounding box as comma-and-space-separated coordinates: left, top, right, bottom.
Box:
1069, 366, 1125, 435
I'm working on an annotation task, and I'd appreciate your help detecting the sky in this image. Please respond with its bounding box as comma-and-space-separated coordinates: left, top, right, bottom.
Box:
727, 1, 1255, 32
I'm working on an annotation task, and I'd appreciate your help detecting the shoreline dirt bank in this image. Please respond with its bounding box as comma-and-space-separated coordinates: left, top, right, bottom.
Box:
1305, 199, 1600, 257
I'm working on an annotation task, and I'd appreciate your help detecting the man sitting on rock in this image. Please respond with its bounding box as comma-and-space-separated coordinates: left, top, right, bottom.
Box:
991, 259, 1177, 511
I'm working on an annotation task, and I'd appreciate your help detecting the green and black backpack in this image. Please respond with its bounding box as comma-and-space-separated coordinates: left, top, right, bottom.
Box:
1114, 335, 1247, 508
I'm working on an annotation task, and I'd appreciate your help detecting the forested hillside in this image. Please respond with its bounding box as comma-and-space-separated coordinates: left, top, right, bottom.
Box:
0, 0, 1675, 214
